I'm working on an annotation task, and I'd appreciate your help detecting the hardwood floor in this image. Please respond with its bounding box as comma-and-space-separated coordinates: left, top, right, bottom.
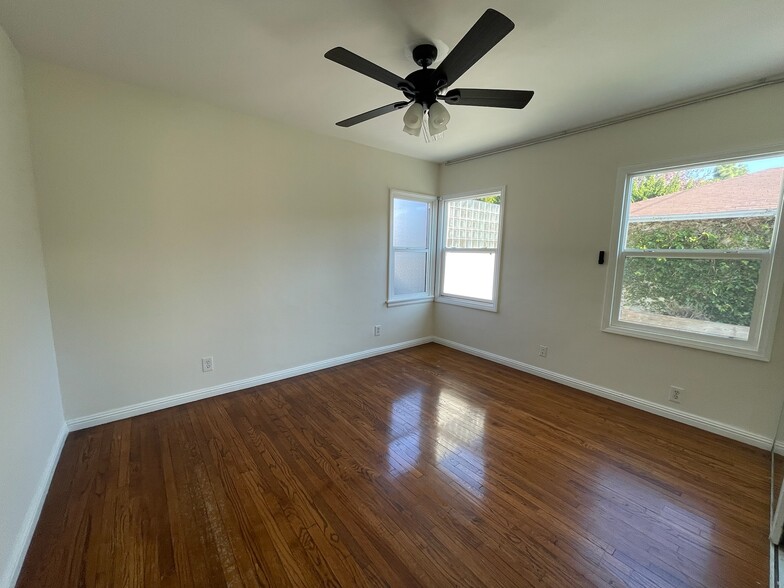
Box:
18, 343, 770, 587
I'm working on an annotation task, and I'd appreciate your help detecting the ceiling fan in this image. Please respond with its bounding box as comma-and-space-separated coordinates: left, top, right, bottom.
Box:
324, 8, 533, 140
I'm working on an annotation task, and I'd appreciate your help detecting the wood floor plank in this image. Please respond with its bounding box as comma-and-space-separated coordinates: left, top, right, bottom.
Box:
18, 343, 770, 587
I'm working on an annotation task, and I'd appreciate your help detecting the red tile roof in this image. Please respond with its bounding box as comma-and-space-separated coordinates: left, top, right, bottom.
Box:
629, 167, 784, 218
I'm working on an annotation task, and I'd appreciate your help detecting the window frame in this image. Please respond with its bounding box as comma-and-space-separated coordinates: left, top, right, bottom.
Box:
435, 187, 506, 312
387, 190, 437, 307
602, 147, 784, 361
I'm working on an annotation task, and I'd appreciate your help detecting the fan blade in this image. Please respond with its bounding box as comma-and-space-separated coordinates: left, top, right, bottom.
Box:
325, 47, 413, 92
336, 101, 412, 127
436, 9, 514, 87
441, 89, 534, 109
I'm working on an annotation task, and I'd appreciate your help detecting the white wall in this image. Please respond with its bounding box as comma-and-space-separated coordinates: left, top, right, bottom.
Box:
0, 28, 65, 588
16, 52, 784, 448
23, 58, 438, 422
438, 83, 784, 441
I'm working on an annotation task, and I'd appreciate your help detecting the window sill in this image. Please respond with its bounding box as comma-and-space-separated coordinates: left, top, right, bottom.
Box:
435, 295, 498, 313
386, 296, 434, 308
602, 322, 770, 361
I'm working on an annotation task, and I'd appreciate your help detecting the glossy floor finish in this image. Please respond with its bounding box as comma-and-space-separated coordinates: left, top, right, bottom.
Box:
19, 344, 769, 587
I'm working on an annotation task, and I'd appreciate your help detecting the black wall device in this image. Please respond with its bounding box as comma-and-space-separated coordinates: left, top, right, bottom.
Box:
598, 251, 605, 265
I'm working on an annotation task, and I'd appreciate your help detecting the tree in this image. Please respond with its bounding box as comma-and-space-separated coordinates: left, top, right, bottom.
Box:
630, 164, 749, 202
713, 163, 749, 180
630, 171, 700, 202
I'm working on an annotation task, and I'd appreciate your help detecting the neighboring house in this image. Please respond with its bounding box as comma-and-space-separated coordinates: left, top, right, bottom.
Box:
629, 167, 784, 220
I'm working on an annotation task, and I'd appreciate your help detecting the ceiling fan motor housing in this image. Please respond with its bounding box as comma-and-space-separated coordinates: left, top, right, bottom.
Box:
412, 43, 438, 68
402, 44, 447, 108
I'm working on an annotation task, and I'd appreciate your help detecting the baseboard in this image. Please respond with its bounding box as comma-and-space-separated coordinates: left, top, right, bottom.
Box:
66, 334, 774, 449
2, 421, 68, 588
67, 337, 435, 431
433, 337, 773, 451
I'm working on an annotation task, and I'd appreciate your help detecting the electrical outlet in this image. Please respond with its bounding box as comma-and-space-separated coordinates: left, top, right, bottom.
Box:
538, 345, 548, 358
202, 356, 214, 372
374, 325, 382, 336
669, 386, 683, 403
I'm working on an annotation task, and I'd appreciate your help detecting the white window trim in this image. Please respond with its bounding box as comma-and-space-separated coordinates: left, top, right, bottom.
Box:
601, 146, 784, 361
387, 190, 437, 307
435, 186, 506, 312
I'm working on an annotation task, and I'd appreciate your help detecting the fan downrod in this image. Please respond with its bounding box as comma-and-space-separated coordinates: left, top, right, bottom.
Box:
412, 44, 437, 68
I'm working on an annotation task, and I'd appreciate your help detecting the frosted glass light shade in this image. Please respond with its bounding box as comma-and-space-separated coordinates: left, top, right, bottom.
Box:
402, 102, 424, 136
428, 101, 450, 136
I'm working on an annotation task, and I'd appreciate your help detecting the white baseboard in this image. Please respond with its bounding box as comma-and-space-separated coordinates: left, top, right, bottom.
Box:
66, 334, 775, 449
433, 337, 774, 451
67, 337, 435, 431
2, 421, 68, 588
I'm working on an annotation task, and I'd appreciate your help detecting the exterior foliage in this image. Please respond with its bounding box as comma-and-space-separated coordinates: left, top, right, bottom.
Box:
626, 217, 773, 251
631, 171, 701, 202
623, 217, 771, 325
630, 164, 749, 202
713, 163, 749, 180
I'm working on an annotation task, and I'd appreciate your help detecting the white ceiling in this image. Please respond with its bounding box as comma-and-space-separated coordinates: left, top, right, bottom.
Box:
1, 0, 782, 163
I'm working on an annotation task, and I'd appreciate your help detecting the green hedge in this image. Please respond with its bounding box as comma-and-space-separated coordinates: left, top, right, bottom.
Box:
622, 217, 772, 325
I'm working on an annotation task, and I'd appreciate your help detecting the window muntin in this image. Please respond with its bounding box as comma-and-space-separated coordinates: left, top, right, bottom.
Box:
604, 151, 784, 360
437, 188, 505, 311
388, 191, 436, 305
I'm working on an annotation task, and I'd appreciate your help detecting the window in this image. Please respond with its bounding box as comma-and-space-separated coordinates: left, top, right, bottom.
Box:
387, 190, 436, 305
603, 150, 784, 360
436, 188, 505, 312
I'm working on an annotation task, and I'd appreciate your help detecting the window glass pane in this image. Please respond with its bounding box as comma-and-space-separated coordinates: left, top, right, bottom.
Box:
445, 196, 501, 249
442, 251, 495, 301
620, 256, 761, 340
626, 217, 775, 251
625, 156, 783, 250
393, 198, 429, 249
393, 251, 427, 296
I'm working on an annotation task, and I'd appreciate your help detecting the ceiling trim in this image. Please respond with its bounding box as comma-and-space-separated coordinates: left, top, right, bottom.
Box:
445, 73, 784, 166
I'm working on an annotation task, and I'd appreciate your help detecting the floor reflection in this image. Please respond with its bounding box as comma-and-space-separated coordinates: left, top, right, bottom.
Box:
387, 390, 422, 475
435, 390, 486, 497
386, 387, 487, 496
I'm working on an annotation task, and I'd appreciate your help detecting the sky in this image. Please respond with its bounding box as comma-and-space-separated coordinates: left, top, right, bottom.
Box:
746, 155, 784, 173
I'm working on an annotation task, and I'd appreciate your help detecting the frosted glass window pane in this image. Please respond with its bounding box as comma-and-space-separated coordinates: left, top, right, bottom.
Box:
442, 252, 495, 300
394, 251, 427, 296
393, 199, 429, 248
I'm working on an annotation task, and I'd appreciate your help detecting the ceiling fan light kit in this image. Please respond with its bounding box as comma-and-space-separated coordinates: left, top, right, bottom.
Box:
324, 8, 534, 142
402, 102, 424, 136
427, 101, 450, 140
